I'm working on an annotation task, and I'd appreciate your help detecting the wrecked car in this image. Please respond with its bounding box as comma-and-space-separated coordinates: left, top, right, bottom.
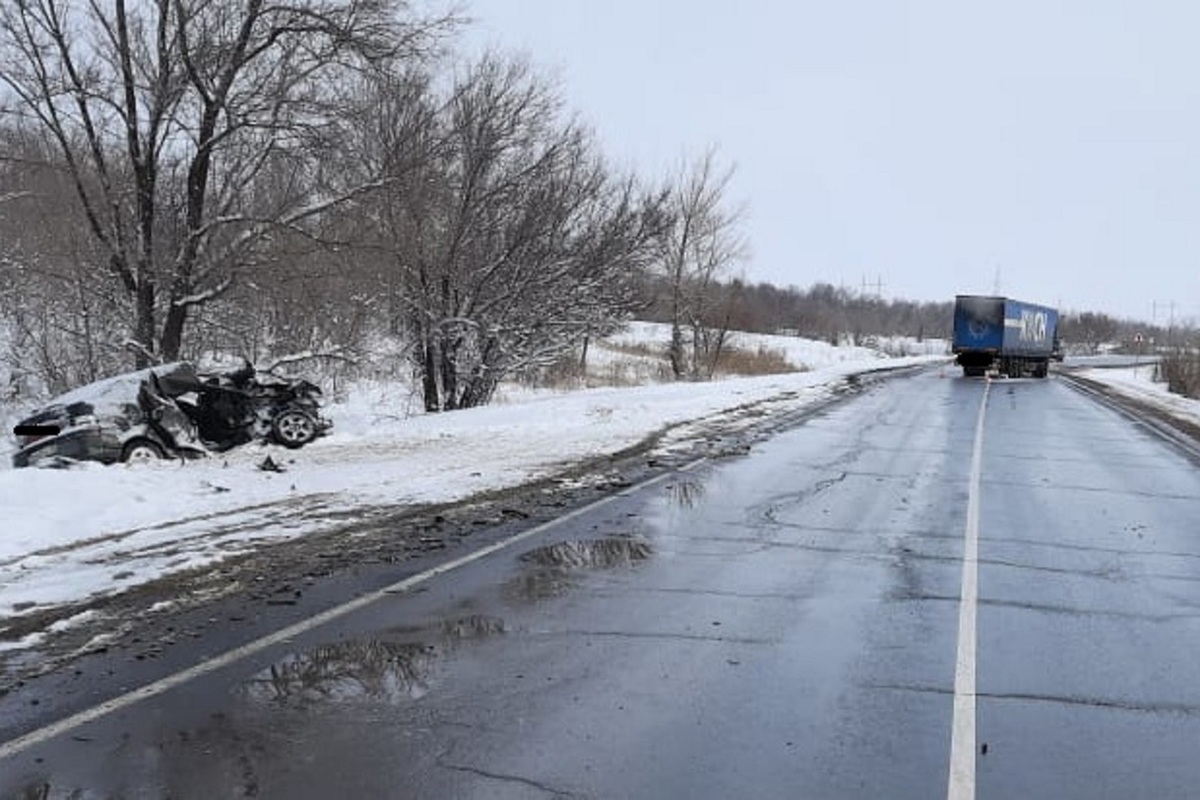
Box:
11, 361, 331, 468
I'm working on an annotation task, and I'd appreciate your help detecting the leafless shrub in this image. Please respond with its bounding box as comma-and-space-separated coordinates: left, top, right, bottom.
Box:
602, 341, 669, 360
514, 340, 672, 391
713, 344, 800, 377
593, 360, 675, 387
1159, 350, 1200, 399
513, 351, 587, 391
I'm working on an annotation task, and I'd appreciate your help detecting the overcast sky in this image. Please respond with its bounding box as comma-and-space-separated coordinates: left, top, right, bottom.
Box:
464, 1, 1200, 324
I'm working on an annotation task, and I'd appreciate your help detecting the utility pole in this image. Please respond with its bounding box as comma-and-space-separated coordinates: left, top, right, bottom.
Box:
860, 274, 885, 300
1152, 300, 1177, 345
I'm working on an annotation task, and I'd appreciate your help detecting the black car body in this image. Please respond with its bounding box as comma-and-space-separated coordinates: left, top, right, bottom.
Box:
11, 362, 331, 468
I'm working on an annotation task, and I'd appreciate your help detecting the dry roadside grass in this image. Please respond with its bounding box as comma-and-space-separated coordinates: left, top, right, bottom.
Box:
713, 343, 802, 377
527, 341, 804, 391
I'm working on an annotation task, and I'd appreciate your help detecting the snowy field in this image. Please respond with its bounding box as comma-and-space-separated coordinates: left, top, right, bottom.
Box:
0, 324, 943, 647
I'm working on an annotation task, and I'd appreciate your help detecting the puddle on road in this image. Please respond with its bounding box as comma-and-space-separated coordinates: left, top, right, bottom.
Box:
241, 614, 506, 706
3, 781, 90, 800
506, 568, 577, 602
434, 614, 506, 640
521, 537, 652, 569
244, 639, 437, 704
4, 780, 116, 800
666, 480, 706, 508
3, 617, 508, 800
505, 537, 653, 602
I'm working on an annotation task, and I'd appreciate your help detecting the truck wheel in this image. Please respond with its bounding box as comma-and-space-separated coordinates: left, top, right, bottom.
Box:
272, 409, 318, 448
122, 438, 165, 464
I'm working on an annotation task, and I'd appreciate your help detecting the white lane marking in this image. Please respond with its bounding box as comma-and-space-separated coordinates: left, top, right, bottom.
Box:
948, 380, 990, 800
0, 462, 700, 761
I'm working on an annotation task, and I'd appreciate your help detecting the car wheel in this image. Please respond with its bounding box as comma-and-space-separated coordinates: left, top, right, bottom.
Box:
272, 409, 318, 448
122, 438, 165, 464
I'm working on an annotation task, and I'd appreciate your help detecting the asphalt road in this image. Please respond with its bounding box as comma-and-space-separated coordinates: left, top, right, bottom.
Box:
2, 369, 1200, 799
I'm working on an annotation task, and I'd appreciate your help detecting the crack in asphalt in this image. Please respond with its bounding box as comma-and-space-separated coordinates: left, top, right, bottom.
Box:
664, 547, 774, 558
535, 629, 774, 645
655, 533, 961, 566
857, 445, 956, 457
977, 691, 1200, 717
437, 761, 581, 798
977, 557, 1127, 580
983, 477, 1200, 502
748, 408, 884, 526
677, 539, 874, 558
864, 682, 954, 697
885, 593, 960, 604
981, 535, 1200, 563
620, 586, 815, 602
836, 469, 923, 482
673, 526, 964, 542
980, 556, 1200, 585
1140, 571, 1200, 585
975, 598, 1200, 622
866, 684, 1200, 717
981, 451, 1166, 466
757, 470, 852, 527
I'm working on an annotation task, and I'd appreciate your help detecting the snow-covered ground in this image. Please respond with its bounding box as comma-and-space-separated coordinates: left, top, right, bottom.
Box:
0, 324, 943, 647
1074, 364, 1200, 431
607, 321, 949, 364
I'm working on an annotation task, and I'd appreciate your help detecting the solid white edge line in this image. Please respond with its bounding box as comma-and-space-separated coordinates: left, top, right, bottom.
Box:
0, 460, 703, 762
947, 380, 989, 800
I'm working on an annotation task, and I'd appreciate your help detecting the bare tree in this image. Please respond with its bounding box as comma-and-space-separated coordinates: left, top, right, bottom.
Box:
0, 0, 456, 367
1060, 311, 1120, 355
0, 126, 132, 393
361, 55, 668, 411
1159, 337, 1200, 399
658, 148, 747, 379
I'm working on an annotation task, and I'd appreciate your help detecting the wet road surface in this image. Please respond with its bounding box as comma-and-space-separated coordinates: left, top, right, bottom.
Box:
2, 370, 1200, 798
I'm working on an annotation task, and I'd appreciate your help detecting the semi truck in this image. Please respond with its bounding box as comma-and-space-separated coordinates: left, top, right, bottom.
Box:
952, 295, 1061, 378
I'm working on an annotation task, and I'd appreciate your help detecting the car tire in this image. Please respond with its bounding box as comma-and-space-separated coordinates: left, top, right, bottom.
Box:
122, 438, 165, 464
271, 409, 318, 448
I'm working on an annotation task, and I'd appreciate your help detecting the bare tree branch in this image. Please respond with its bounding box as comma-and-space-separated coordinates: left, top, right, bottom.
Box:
1, 0, 460, 367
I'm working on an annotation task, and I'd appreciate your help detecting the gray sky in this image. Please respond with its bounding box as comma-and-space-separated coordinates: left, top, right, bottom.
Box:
464, 1, 1200, 324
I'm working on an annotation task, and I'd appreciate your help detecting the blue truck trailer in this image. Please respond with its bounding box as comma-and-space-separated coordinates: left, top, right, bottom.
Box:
952, 295, 1061, 378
